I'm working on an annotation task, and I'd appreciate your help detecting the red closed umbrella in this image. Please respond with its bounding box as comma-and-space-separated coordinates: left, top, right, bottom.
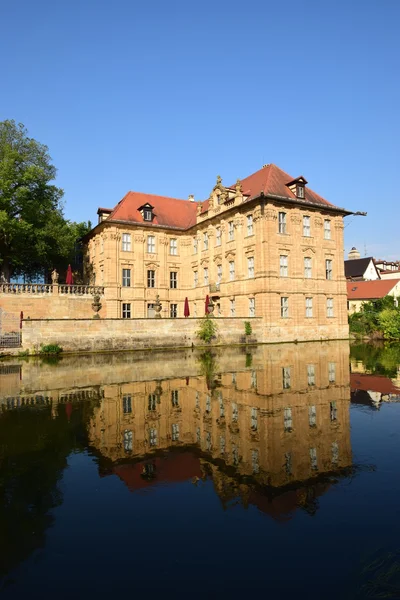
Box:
205, 295, 209, 315
66, 264, 73, 285
184, 297, 190, 318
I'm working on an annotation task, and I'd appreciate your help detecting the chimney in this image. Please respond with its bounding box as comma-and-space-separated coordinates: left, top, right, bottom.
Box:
348, 247, 361, 260
188, 194, 195, 202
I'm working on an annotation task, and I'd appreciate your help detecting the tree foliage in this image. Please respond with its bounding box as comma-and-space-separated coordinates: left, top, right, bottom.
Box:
0, 120, 90, 281
349, 296, 400, 339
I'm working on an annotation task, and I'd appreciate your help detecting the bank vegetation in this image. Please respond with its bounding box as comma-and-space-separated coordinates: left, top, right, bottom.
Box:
349, 297, 400, 340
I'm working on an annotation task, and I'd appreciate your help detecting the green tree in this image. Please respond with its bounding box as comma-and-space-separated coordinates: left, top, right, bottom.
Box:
0, 120, 91, 281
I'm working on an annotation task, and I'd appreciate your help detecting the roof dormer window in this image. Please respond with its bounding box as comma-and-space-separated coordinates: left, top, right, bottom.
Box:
286, 176, 308, 199
139, 203, 154, 222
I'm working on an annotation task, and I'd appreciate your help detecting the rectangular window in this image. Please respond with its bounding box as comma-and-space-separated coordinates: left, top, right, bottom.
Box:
122, 268, 131, 287
122, 233, 131, 252
247, 214, 253, 236
280, 255, 288, 277
123, 394, 132, 414
232, 402, 238, 422
124, 430, 133, 452
229, 261, 235, 281
170, 303, 177, 318
283, 367, 291, 389
170, 271, 177, 289
172, 423, 179, 441
278, 212, 287, 234
309, 405, 317, 427
216, 227, 221, 246
249, 297, 255, 317
230, 299, 235, 317
284, 407, 293, 432
307, 364, 315, 386
228, 221, 234, 241
147, 270, 155, 288
171, 390, 179, 407
328, 362, 336, 383
193, 271, 198, 287
217, 264, 222, 284
303, 215, 311, 237
304, 257, 312, 278
251, 370, 257, 388
203, 232, 208, 250
330, 401, 337, 421
170, 238, 177, 255
204, 268, 209, 285
193, 237, 198, 253
143, 208, 152, 221
310, 447, 318, 470
122, 303, 131, 319
251, 407, 258, 431
281, 296, 289, 318
332, 441, 339, 463
324, 220, 331, 240
149, 428, 158, 447
147, 235, 155, 253
148, 394, 157, 411
248, 256, 254, 278
305, 297, 313, 318
327, 298, 334, 317
325, 259, 333, 280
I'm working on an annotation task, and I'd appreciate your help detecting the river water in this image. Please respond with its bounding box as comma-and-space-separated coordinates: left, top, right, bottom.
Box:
1, 341, 400, 599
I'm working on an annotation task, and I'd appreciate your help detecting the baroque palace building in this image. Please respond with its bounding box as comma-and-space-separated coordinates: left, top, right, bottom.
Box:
84, 163, 352, 341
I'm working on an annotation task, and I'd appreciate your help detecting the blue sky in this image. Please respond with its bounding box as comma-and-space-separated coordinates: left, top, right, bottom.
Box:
1, 0, 399, 259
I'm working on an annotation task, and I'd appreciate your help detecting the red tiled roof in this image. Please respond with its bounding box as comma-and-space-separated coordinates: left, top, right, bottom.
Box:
107, 191, 198, 229
200, 163, 336, 215
347, 279, 399, 300
351, 373, 400, 395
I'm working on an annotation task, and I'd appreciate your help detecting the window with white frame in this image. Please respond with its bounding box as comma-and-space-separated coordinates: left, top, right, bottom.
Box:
325, 259, 333, 280
217, 264, 222, 284
232, 402, 238, 423
122, 233, 131, 252
330, 401, 337, 421
251, 370, 257, 388
332, 441, 339, 463
147, 235, 155, 253
228, 221, 234, 241
193, 271, 198, 287
149, 428, 158, 447
203, 267, 209, 285
303, 215, 311, 237
310, 447, 318, 470
328, 362, 336, 383
247, 214, 253, 236
122, 268, 131, 287
216, 227, 221, 246
230, 298, 235, 317
203, 232, 208, 250
147, 270, 155, 288
170, 271, 177, 289
309, 405, 317, 427
281, 296, 289, 318
171, 390, 179, 407
122, 303, 131, 319
283, 367, 291, 389
193, 237, 198, 253
324, 219, 331, 240
305, 297, 313, 318
307, 364, 315, 386
249, 297, 255, 317
143, 207, 152, 221
278, 212, 287, 234
229, 261, 235, 281
327, 298, 334, 317
170, 238, 177, 255
284, 407, 293, 431
251, 407, 258, 431
280, 255, 288, 277
148, 394, 157, 411
252, 449, 259, 474
123, 394, 132, 414
172, 423, 180, 441
170, 303, 177, 318
124, 430, 133, 452
248, 256, 254, 278
304, 256, 312, 278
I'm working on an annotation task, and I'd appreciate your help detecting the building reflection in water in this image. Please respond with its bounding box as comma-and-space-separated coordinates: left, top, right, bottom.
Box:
85, 341, 352, 518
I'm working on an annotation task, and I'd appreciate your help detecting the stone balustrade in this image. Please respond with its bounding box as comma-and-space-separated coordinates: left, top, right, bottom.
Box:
0, 283, 104, 296
59, 285, 104, 295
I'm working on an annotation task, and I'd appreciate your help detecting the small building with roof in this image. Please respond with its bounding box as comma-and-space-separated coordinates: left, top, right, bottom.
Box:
347, 279, 400, 313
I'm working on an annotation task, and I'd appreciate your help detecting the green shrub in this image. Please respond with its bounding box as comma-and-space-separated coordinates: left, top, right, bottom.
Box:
196, 315, 218, 344
40, 344, 63, 355
244, 321, 252, 336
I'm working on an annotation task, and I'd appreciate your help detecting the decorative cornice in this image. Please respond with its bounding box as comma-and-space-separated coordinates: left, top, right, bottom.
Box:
302, 247, 316, 254
314, 217, 323, 227
134, 234, 144, 242
290, 214, 302, 224
265, 209, 277, 221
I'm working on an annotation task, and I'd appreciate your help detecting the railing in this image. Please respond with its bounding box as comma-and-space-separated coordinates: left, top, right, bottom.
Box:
59, 285, 104, 295
0, 283, 53, 294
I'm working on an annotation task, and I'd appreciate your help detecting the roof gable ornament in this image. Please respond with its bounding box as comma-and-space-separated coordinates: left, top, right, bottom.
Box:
209, 174, 227, 209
